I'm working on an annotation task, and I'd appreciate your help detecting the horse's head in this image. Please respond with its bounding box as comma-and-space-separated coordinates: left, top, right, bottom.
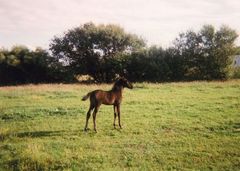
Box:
116, 77, 133, 89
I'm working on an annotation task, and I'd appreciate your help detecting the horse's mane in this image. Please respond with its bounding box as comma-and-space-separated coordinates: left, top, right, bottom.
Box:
111, 79, 122, 91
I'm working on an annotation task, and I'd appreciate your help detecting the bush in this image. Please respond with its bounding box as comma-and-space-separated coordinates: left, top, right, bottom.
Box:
230, 67, 240, 78
0, 46, 75, 85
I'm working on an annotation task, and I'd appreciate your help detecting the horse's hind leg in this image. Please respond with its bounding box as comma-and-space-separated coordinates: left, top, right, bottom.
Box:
93, 105, 100, 132
84, 105, 94, 131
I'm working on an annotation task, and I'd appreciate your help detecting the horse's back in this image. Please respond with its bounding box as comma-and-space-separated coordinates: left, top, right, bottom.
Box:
90, 89, 116, 105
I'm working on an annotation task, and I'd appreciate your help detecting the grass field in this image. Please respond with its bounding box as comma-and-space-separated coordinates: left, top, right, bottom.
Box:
0, 80, 240, 170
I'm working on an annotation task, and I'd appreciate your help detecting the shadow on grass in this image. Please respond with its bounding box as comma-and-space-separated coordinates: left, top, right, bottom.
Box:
3, 128, 122, 140
16, 130, 66, 138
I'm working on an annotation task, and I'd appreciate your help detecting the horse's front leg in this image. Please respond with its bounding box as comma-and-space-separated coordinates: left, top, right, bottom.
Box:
113, 105, 117, 129
116, 104, 122, 129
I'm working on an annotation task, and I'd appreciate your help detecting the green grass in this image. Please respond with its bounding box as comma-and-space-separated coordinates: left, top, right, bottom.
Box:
0, 80, 240, 170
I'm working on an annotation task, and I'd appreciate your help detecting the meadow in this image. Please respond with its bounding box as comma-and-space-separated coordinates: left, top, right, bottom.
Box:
0, 80, 239, 170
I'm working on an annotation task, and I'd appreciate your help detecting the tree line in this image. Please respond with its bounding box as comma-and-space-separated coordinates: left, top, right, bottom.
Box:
0, 23, 239, 85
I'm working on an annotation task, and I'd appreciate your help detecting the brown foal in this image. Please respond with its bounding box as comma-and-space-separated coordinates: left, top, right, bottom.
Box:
82, 78, 133, 132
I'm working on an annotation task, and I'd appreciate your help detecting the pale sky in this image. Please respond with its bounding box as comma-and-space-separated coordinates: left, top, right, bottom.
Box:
0, 0, 240, 49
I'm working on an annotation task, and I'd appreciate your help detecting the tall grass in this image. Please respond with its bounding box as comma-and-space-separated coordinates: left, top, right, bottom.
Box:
0, 80, 240, 170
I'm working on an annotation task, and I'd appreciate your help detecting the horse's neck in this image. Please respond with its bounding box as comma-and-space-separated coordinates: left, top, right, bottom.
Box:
111, 86, 123, 94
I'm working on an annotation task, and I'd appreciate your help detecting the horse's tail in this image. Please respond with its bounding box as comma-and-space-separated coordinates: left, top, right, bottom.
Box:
82, 92, 91, 101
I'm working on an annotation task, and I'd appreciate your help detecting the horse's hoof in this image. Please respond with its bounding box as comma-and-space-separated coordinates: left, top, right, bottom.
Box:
84, 128, 89, 132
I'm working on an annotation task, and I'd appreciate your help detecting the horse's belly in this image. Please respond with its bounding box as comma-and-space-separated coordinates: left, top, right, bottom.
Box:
102, 99, 115, 105
102, 102, 114, 105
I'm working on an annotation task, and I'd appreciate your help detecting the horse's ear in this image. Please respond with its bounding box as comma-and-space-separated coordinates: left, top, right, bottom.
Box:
116, 75, 123, 81
119, 75, 126, 80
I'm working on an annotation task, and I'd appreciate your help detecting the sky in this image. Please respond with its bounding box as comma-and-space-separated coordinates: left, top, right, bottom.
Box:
0, 0, 240, 49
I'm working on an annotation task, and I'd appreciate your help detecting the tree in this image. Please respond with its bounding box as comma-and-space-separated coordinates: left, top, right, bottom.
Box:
164, 47, 185, 81
123, 46, 171, 82
173, 25, 238, 80
50, 22, 145, 82
0, 46, 73, 85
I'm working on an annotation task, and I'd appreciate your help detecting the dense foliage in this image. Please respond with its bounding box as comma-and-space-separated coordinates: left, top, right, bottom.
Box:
0, 46, 74, 85
50, 22, 145, 82
0, 23, 239, 84
173, 25, 238, 80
